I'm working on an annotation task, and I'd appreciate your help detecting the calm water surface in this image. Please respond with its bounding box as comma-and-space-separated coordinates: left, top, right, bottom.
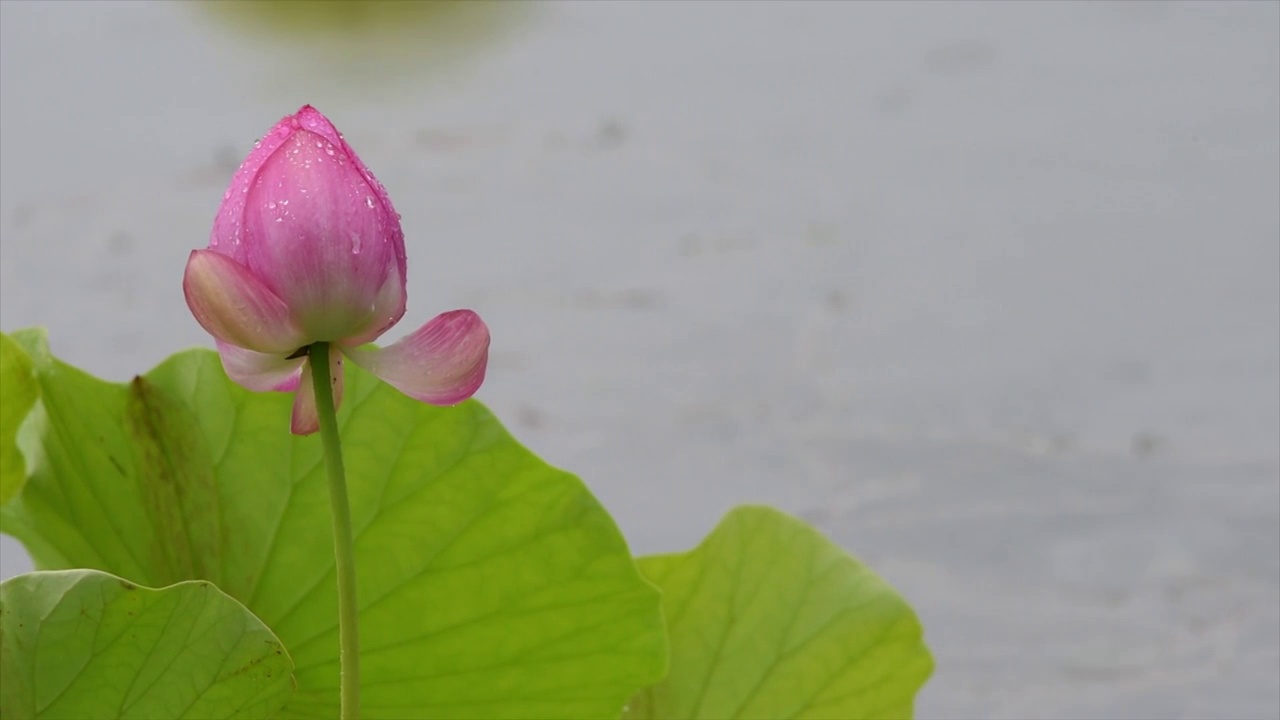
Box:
1, 2, 1277, 717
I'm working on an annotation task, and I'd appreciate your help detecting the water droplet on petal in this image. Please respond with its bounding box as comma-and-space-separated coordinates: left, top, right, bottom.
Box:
267, 201, 277, 209
350, 231, 363, 254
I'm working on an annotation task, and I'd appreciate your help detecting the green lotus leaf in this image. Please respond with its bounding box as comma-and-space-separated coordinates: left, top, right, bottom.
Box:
0, 569, 293, 719
0, 331, 666, 719
625, 506, 933, 719
0, 332, 39, 504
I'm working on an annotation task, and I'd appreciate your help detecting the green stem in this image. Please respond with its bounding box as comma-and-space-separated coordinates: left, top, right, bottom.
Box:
308, 342, 360, 720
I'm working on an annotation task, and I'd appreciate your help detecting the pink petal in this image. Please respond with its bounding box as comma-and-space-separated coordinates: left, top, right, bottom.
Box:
183, 250, 307, 354
342, 310, 489, 405
342, 262, 406, 346
239, 113, 405, 343
293, 106, 407, 288
208, 112, 302, 263
291, 349, 345, 436
215, 341, 303, 392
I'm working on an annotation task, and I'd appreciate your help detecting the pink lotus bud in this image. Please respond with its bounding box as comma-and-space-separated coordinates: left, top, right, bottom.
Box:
184, 106, 489, 434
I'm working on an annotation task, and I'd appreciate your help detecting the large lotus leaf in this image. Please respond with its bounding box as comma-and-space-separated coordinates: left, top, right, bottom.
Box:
625, 506, 933, 720
0, 569, 293, 719
0, 330, 666, 719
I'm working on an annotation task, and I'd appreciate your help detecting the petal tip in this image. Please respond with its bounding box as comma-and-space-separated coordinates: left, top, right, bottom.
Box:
290, 414, 319, 436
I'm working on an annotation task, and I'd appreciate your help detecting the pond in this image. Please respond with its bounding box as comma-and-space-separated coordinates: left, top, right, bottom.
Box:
1, 2, 1277, 717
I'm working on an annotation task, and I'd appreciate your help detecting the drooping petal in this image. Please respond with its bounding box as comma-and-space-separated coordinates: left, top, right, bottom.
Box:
215, 341, 303, 392
183, 250, 308, 354
290, 348, 345, 436
342, 310, 489, 405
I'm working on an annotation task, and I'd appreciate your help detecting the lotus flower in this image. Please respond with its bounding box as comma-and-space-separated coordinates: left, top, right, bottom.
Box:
183, 105, 489, 434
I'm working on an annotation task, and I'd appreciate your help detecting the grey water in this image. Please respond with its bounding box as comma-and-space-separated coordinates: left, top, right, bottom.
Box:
1, 1, 1277, 717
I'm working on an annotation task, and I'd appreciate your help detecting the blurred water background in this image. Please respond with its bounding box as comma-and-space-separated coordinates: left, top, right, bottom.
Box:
1, 1, 1278, 717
